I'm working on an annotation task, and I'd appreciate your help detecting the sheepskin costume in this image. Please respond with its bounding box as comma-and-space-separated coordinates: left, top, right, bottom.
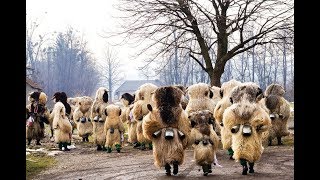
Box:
73, 96, 93, 142
118, 93, 136, 147
91, 87, 109, 151
223, 84, 271, 175
120, 92, 134, 123
26, 91, 50, 145
143, 86, 190, 176
67, 97, 80, 118
126, 105, 139, 147
104, 104, 125, 153
264, 84, 291, 146
52, 102, 72, 151
231, 82, 271, 147
185, 83, 216, 116
67, 96, 81, 130
50, 92, 73, 137
213, 79, 242, 158
189, 110, 220, 176
132, 83, 158, 150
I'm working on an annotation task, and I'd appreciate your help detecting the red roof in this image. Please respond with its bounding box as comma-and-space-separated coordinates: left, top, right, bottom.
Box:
26, 77, 42, 90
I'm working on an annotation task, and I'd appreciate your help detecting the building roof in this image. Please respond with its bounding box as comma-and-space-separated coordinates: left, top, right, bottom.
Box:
26, 77, 42, 90
115, 80, 164, 94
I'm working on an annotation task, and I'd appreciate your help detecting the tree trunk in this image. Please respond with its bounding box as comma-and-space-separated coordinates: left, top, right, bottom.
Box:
108, 60, 113, 102
283, 39, 287, 91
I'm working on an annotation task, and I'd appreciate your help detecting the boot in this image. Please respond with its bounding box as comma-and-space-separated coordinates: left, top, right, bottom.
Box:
148, 143, 153, 150
140, 143, 146, 150
107, 146, 112, 153
249, 162, 254, 173
277, 137, 283, 145
268, 138, 273, 146
27, 138, 31, 145
85, 137, 89, 142
228, 148, 234, 160
82, 137, 86, 142
172, 161, 179, 175
240, 159, 248, 175
115, 144, 121, 153
165, 163, 171, 176
133, 142, 140, 148
36, 139, 41, 145
97, 145, 102, 151
58, 142, 63, 150
208, 164, 212, 173
202, 164, 209, 176
102, 146, 107, 151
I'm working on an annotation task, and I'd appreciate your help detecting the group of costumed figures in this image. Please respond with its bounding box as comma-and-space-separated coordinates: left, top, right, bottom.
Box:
26, 80, 291, 176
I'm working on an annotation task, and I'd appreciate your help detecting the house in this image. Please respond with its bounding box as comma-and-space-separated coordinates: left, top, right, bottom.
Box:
26, 77, 42, 103
113, 79, 164, 100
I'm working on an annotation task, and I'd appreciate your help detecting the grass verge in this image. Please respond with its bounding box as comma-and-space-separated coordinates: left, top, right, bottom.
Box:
26, 153, 56, 180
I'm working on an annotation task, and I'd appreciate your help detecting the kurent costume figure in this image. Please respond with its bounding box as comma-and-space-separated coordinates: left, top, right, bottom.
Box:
52, 102, 72, 151
223, 84, 271, 175
189, 110, 220, 176
91, 87, 109, 151
264, 84, 291, 146
73, 96, 93, 142
26, 91, 50, 145
143, 86, 190, 176
104, 104, 125, 153
213, 79, 242, 159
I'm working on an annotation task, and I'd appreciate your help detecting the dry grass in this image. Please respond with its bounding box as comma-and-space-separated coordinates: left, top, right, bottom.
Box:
26, 153, 56, 180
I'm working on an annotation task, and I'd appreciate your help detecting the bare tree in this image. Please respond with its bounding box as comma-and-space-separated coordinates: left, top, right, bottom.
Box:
111, 0, 293, 86
26, 18, 50, 82
98, 47, 124, 102
33, 27, 101, 99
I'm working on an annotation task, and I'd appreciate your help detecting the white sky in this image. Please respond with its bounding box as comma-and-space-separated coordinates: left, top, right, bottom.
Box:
26, 0, 151, 80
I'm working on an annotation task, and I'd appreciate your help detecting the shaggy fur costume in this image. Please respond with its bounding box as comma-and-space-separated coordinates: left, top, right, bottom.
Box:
189, 110, 220, 176
185, 83, 215, 116
143, 86, 191, 176
131, 83, 158, 150
50, 92, 73, 137
132, 100, 152, 150
73, 96, 93, 142
264, 84, 291, 145
223, 100, 271, 175
213, 79, 242, 152
26, 92, 49, 145
104, 104, 125, 153
91, 87, 109, 150
52, 102, 72, 151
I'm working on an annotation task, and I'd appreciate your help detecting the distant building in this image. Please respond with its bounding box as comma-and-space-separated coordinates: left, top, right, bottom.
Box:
26, 77, 42, 103
113, 79, 164, 100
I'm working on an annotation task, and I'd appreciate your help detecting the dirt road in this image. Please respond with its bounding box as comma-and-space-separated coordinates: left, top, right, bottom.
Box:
31, 133, 294, 180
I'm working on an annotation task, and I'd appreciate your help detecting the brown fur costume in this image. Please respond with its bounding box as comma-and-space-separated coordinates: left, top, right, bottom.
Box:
189, 110, 220, 176
73, 96, 93, 142
52, 102, 72, 150
104, 104, 125, 152
264, 84, 291, 145
131, 83, 158, 149
223, 85, 271, 175
213, 79, 242, 150
91, 87, 109, 150
26, 92, 49, 145
143, 86, 190, 176
132, 100, 152, 149
185, 83, 215, 115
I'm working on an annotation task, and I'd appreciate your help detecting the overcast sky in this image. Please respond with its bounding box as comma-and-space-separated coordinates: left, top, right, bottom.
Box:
26, 0, 151, 80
